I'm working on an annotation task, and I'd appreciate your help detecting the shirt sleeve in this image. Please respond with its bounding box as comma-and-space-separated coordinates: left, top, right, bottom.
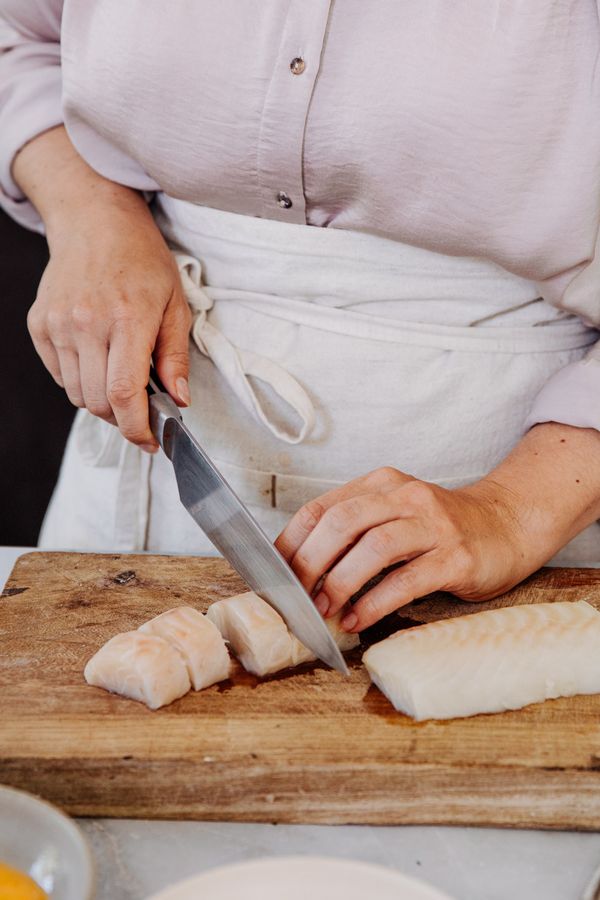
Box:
0, 0, 64, 232
524, 342, 600, 432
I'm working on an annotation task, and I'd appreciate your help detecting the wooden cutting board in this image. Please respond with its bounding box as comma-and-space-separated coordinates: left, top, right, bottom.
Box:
2, 551, 600, 829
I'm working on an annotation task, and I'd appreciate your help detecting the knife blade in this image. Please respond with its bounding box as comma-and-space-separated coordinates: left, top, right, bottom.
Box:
147, 375, 349, 674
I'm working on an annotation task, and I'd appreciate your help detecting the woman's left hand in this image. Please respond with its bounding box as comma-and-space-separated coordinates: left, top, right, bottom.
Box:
275, 465, 547, 633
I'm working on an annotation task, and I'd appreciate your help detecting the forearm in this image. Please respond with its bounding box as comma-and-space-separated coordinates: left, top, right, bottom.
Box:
470, 422, 600, 561
12, 125, 151, 244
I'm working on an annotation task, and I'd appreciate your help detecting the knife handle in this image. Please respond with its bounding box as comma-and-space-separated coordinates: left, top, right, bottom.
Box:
147, 363, 168, 396
147, 364, 181, 451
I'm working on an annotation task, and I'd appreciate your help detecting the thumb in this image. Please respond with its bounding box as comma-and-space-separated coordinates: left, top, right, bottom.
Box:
154, 292, 192, 406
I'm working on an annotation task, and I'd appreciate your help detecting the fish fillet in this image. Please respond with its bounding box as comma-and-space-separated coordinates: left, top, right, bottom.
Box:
206, 591, 359, 676
84, 631, 191, 710
139, 606, 231, 690
362, 600, 600, 721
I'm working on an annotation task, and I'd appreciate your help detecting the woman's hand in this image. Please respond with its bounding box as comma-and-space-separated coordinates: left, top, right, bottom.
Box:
276, 424, 600, 631
28, 203, 191, 451
14, 126, 191, 451
276, 468, 530, 632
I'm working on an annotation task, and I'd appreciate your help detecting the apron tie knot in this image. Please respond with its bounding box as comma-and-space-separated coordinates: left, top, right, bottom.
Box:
174, 252, 316, 445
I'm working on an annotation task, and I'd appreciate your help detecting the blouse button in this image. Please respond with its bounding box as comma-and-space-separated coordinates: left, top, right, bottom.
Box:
290, 57, 305, 75
276, 191, 293, 209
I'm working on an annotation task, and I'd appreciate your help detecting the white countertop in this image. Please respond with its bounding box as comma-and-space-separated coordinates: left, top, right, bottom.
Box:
3, 546, 600, 900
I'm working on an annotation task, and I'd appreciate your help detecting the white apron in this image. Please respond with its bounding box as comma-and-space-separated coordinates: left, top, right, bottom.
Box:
40, 196, 600, 564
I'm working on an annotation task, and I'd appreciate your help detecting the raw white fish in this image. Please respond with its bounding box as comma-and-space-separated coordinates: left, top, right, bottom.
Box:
206, 592, 294, 676
363, 600, 600, 721
139, 606, 231, 690
84, 631, 191, 710
206, 591, 359, 676
289, 613, 360, 666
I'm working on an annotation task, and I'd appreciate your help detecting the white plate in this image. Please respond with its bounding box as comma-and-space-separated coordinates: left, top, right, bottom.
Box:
147, 855, 454, 900
0, 784, 94, 899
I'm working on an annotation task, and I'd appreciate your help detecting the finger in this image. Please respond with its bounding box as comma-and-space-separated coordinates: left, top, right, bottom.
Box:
27, 306, 64, 386
341, 552, 444, 632
57, 347, 85, 408
318, 519, 434, 618
29, 333, 64, 387
154, 293, 192, 407
107, 327, 157, 450
276, 468, 414, 562
290, 491, 406, 596
78, 338, 113, 420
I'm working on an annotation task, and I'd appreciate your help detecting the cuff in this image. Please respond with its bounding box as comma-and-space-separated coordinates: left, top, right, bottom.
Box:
0, 65, 63, 233
524, 355, 600, 432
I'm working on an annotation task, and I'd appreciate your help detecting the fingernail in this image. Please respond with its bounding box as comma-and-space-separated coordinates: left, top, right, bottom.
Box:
314, 592, 330, 616
341, 612, 358, 632
141, 442, 159, 454
176, 377, 191, 406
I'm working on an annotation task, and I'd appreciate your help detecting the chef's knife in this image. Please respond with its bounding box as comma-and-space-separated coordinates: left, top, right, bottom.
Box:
147, 368, 349, 675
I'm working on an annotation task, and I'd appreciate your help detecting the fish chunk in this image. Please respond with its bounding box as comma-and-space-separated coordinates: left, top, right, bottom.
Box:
363, 600, 600, 721
139, 606, 231, 690
84, 631, 191, 709
207, 591, 359, 676
289, 613, 360, 666
206, 592, 294, 676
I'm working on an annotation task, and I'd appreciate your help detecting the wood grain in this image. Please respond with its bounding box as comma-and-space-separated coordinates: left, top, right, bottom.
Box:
2, 552, 600, 828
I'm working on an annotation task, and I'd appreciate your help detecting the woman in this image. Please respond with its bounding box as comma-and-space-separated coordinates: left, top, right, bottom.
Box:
2, 2, 600, 635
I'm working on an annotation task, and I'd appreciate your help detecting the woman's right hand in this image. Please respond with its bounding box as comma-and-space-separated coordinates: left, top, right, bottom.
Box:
15, 126, 192, 452
27, 200, 191, 452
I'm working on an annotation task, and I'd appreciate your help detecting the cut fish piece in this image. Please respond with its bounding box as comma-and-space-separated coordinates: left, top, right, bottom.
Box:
207, 591, 360, 676
84, 631, 190, 710
362, 600, 600, 721
206, 591, 294, 676
139, 605, 231, 690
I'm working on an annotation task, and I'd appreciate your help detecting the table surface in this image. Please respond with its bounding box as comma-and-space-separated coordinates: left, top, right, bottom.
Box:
3, 546, 600, 900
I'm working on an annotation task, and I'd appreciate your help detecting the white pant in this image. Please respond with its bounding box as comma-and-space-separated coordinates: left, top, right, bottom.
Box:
41, 197, 600, 563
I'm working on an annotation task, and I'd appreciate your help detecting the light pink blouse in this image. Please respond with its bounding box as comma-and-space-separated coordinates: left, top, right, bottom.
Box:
1, 1, 600, 430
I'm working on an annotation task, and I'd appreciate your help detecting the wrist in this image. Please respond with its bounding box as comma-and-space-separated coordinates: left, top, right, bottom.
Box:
46, 185, 155, 259
46, 179, 148, 245
464, 423, 600, 563
12, 125, 151, 246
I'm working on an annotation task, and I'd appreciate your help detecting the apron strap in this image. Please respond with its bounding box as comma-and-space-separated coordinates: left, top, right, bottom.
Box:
175, 252, 315, 444
74, 409, 152, 551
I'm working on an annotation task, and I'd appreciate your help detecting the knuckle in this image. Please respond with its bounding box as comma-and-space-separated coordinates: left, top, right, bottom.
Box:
357, 594, 379, 623
364, 524, 397, 559
66, 393, 85, 409
291, 548, 312, 574
161, 348, 189, 367
87, 399, 113, 420
367, 466, 402, 489
120, 425, 148, 444
174, 295, 193, 322
110, 299, 136, 323
296, 499, 326, 533
71, 303, 97, 331
27, 306, 44, 338
107, 378, 139, 408
323, 570, 351, 599
387, 566, 417, 596
46, 308, 68, 337
401, 479, 436, 508
325, 499, 361, 534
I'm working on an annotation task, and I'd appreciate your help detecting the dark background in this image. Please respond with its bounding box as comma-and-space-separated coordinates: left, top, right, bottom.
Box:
0, 208, 74, 545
